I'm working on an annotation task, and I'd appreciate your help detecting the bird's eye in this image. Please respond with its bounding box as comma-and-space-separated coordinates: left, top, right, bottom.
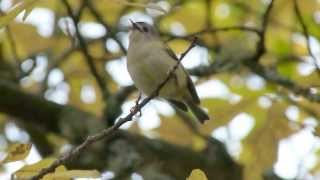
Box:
142, 26, 148, 32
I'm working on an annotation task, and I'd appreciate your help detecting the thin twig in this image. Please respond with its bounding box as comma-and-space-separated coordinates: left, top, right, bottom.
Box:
30, 36, 198, 180
253, 0, 274, 61
293, 0, 320, 76
233, 1, 297, 32
62, 0, 110, 99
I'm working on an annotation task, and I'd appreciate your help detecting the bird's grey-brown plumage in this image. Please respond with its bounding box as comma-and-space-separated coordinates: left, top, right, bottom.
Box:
127, 21, 209, 123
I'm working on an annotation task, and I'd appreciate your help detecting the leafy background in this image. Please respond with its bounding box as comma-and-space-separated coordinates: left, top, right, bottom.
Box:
0, 0, 320, 179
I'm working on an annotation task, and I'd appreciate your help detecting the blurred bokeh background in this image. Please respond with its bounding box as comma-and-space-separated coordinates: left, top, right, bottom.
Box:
1, 0, 320, 179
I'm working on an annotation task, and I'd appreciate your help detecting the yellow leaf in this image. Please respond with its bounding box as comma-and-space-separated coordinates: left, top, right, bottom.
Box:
43, 165, 69, 180
167, 39, 189, 54
191, 135, 207, 152
54, 165, 68, 172
14, 158, 65, 179
93, 0, 124, 25
1, 143, 32, 163
14, 157, 100, 179
160, 1, 206, 33
0, 0, 37, 28
5, 23, 52, 58
186, 169, 208, 180
45, 170, 100, 179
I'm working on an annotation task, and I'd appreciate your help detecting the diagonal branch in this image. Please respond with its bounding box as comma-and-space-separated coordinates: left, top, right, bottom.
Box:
30, 36, 198, 179
293, 0, 320, 76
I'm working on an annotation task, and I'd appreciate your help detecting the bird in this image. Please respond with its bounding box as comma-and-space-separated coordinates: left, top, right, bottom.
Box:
127, 21, 209, 123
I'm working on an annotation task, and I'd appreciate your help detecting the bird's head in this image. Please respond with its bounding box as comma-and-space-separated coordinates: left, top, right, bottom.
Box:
129, 20, 158, 42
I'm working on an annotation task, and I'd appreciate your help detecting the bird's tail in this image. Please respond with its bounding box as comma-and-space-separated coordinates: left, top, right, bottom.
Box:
186, 101, 209, 123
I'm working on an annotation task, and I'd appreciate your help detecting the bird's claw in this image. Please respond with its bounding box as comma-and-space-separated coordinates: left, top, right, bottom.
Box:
130, 107, 142, 117
130, 93, 142, 117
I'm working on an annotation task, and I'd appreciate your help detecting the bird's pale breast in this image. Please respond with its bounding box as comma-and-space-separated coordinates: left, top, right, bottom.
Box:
127, 40, 187, 100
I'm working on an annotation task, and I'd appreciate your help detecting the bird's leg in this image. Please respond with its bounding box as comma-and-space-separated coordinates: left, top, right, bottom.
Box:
135, 92, 142, 117
130, 92, 142, 117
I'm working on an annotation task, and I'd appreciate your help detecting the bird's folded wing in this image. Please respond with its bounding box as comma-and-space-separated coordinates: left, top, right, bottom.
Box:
164, 45, 200, 104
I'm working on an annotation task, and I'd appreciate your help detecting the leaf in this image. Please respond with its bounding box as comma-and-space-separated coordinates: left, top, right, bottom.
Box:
45, 170, 100, 179
14, 158, 57, 179
160, 1, 206, 33
14, 158, 100, 179
0, 0, 37, 28
1, 143, 32, 163
191, 135, 207, 152
186, 169, 208, 180
43, 165, 69, 180
4, 23, 52, 58
92, 0, 124, 25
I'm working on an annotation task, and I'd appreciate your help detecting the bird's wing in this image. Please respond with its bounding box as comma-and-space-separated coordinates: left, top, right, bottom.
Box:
164, 45, 200, 104
168, 99, 188, 111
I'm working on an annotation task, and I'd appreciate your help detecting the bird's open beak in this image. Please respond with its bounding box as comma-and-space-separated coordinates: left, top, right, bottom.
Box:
129, 19, 142, 32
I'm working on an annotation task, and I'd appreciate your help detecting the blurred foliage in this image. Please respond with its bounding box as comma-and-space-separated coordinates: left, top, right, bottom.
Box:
1, 143, 31, 163
186, 169, 208, 180
12, 157, 100, 179
0, 0, 320, 179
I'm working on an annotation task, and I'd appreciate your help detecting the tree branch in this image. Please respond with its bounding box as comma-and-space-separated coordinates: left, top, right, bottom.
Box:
30, 36, 198, 179
62, 0, 110, 100
0, 80, 63, 131
293, 0, 320, 76
253, 0, 274, 62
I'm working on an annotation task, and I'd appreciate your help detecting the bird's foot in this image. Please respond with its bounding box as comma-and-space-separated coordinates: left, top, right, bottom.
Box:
130, 107, 142, 117
130, 92, 142, 117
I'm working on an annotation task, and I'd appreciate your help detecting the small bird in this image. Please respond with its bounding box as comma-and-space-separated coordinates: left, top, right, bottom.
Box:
127, 21, 209, 123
